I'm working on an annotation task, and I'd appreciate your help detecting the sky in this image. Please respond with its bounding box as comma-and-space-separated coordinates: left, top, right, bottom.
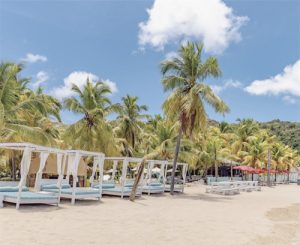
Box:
0, 0, 299, 124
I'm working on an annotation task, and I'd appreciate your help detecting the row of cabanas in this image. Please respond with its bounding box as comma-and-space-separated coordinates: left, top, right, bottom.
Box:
0, 142, 188, 209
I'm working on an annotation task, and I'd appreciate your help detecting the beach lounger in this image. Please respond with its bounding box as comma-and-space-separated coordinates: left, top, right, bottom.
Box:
142, 182, 165, 195
0, 186, 59, 209
41, 183, 101, 204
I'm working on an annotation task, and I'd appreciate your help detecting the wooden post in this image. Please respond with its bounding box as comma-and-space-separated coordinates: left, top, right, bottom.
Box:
130, 159, 145, 202
267, 149, 271, 187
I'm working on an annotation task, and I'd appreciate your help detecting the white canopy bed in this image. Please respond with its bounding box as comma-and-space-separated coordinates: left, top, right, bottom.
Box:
0, 143, 61, 209
142, 160, 167, 195
40, 149, 104, 205
93, 157, 144, 198
164, 162, 188, 193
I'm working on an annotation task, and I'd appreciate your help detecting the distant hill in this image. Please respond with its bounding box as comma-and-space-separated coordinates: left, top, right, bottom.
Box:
259, 120, 300, 152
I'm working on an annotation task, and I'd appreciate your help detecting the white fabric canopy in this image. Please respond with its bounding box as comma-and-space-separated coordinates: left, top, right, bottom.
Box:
34, 151, 50, 191
111, 160, 118, 180
89, 156, 98, 183
17, 147, 32, 208
56, 153, 66, 188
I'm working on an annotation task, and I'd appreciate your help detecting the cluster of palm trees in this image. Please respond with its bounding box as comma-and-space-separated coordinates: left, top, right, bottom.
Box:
0, 42, 299, 182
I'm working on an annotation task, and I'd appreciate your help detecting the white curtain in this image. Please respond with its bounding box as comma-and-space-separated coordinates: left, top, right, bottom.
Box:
182, 165, 188, 183
121, 159, 129, 184
71, 152, 81, 184
18, 147, 32, 188
111, 160, 118, 180
147, 161, 154, 183
34, 151, 50, 190
66, 154, 74, 182
56, 153, 65, 188
160, 162, 167, 184
89, 156, 98, 183
98, 156, 104, 182
97, 156, 104, 196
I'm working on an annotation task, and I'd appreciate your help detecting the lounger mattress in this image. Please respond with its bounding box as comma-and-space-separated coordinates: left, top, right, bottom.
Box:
45, 188, 100, 195
0, 191, 58, 200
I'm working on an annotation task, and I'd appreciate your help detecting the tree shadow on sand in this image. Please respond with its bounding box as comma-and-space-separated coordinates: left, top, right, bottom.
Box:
165, 192, 234, 202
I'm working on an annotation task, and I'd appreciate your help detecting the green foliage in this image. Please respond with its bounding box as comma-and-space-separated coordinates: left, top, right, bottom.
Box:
260, 120, 300, 152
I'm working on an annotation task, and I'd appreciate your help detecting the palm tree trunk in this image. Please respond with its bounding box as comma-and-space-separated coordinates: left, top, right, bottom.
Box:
170, 126, 183, 195
130, 159, 145, 201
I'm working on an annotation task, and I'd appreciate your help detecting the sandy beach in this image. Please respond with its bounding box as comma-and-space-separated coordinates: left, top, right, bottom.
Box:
1, 184, 300, 245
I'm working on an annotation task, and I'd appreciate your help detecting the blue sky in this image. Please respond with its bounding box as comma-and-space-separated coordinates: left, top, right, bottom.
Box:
0, 0, 299, 124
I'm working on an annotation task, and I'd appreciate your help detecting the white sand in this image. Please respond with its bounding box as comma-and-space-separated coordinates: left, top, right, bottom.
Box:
1, 184, 300, 245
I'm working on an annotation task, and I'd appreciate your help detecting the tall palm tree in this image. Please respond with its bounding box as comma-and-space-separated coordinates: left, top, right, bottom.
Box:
63, 79, 118, 154
232, 119, 259, 158
115, 95, 148, 153
0, 62, 63, 179
161, 42, 229, 194
0, 62, 58, 145
241, 136, 268, 168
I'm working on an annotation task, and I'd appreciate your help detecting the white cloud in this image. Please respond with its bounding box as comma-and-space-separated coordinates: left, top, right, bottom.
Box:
138, 0, 248, 53
211, 79, 242, 94
245, 60, 300, 97
283, 96, 297, 104
21, 53, 47, 63
32, 71, 49, 88
165, 51, 179, 60
103, 79, 118, 93
50, 71, 117, 100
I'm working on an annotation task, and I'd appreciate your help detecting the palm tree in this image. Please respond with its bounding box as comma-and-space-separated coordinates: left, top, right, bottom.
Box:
232, 119, 259, 158
114, 95, 148, 153
0, 62, 63, 179
160, 42, 229, 194
63, 79, 118, 154
241, 137, 268, 168
0, 62, 59, 145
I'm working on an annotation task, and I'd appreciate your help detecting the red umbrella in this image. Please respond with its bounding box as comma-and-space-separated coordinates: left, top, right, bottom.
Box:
233, 165, 255, 172
248, 168, 265, 174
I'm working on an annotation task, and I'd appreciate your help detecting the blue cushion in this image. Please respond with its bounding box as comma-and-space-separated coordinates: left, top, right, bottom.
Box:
1, 191, 57, 200
0, 186, 29, 192
143, 185, 164, 191
93, 183, 115, 189
124, 182, 134, 187
103, 187, 133, 193
41, 184, 71, 190
45, 187, 100, 195
149, 182, 161, 186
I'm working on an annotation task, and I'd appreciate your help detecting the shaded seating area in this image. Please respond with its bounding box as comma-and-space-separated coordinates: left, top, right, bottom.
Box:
0, 143, 62, 209
40, 150, 104, 205
94, 157, 144, 198
164, 162, 188, 193
142, 160, 166, 195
